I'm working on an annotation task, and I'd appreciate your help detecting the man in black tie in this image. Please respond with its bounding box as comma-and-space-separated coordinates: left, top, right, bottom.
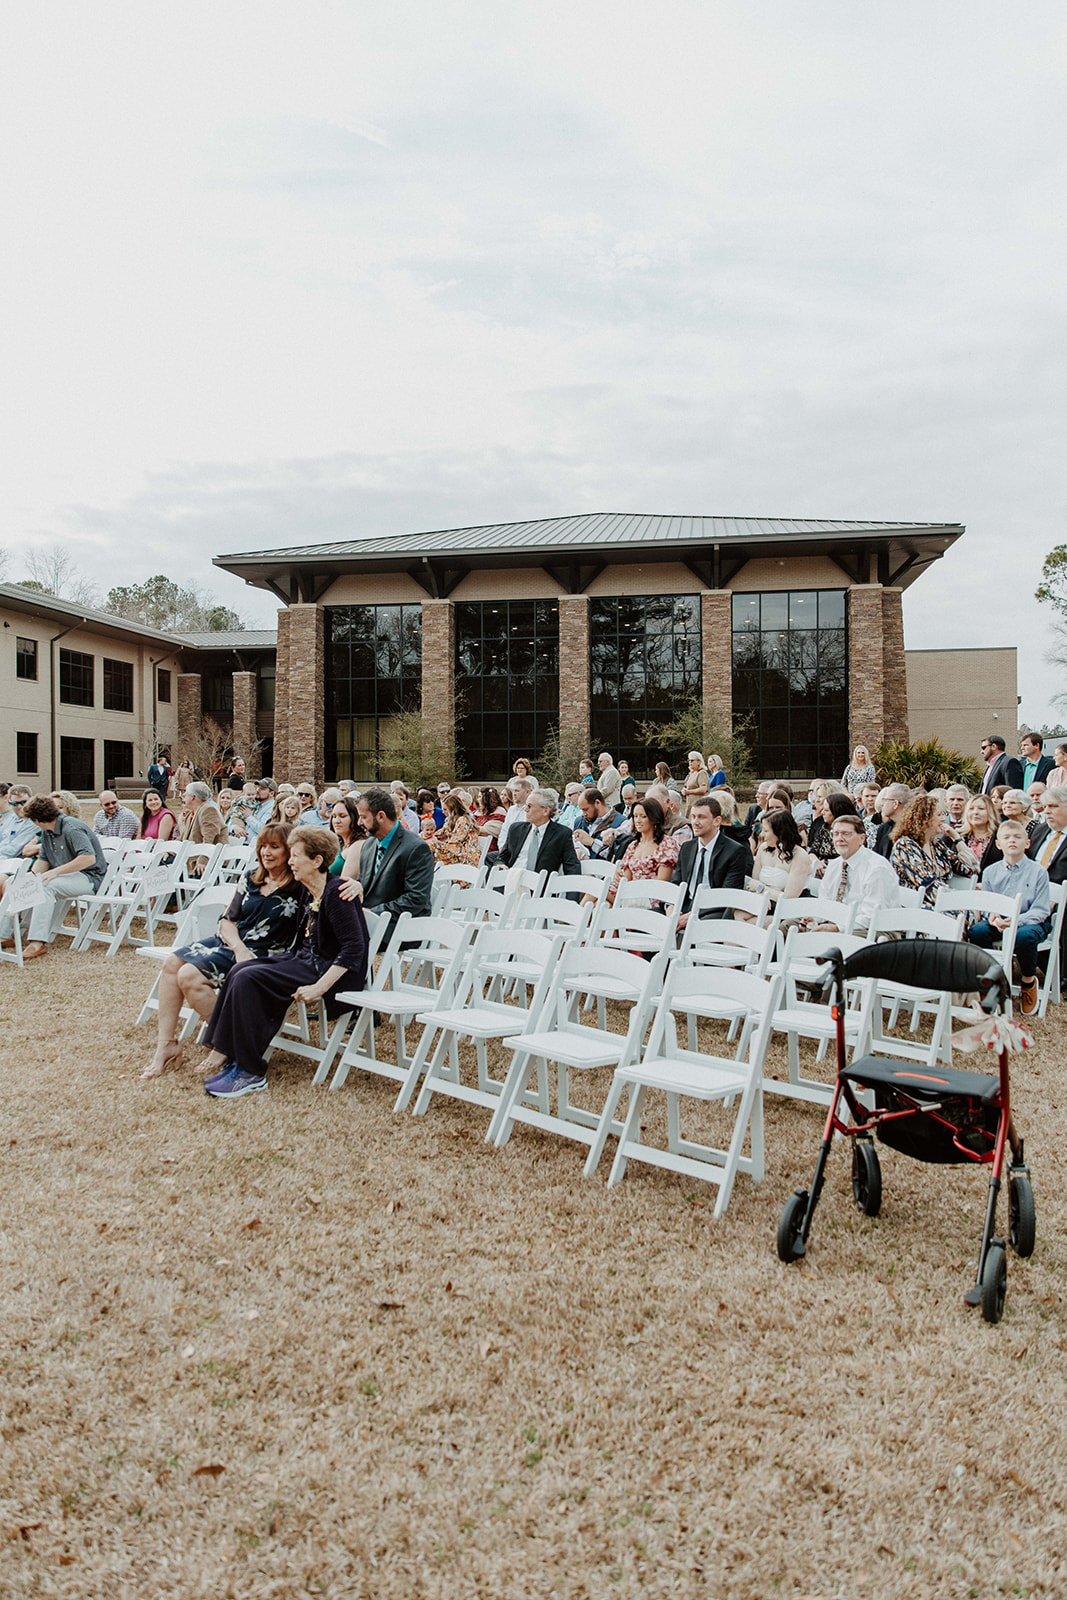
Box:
670, 795, 749, 927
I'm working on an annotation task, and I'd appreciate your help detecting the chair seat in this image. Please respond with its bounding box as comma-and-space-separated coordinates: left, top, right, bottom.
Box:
332, 986, 433, 1016
615, 1053, 748, 1100
773, 1003, 862, 1035
842, 1054, 1001, 1103
501, 1029, 625, 1068
415, 1003, 527, 1038
137, 946, 174, 961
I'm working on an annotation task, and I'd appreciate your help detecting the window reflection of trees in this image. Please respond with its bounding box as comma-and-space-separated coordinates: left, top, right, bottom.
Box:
325, 604, 423, 780
730, 590, 848, 780
591, 595, 701, 768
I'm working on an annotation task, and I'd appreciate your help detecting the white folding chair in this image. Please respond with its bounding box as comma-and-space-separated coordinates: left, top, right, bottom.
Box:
71, 848, 186, 957
0, 857, 32, 966
1036, 882, 1066, 1017
767, 928, 876, 1106
689, 886, 772, 925
327, 915, 474, 1089
487, 947, 668, 1153
934, 887, 1022, 1005
430, 863, 483, 917
542, 870, 611, 911
134, 889, 236, 1039
863, 907, 964, 1066
394, 928, 564, 1116
577, 858, 616, 883
584, 967, 784, 1217
450, 887, 515, 928
484, 864, 548, 899
265, 910, 390, 1083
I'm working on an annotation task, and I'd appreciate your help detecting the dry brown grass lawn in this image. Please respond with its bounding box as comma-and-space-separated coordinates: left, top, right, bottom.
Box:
1, 939, 1066, 1599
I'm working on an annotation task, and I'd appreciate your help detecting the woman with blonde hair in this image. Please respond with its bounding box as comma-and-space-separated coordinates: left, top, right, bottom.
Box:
841, 745, 877, 796
962, 793, 1001, 871
707, 753, 727, 789
50, 790, 82, 818
681, 750, 710, 814
890, 794, 976, 908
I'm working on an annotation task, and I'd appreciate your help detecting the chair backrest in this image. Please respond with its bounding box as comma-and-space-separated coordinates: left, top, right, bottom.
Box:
451, 887, 511, 925
512, 896, 592, 941
362, 908, 389, 966
689, 885, 771, 925
484, 863, 547, 898
171, 887, 235, 947
578, 858, 616, 882
934, 887, 1021, 921
868, 905, 964, 942
543, 871, 609, 905
614, 877, 684, 912
373, 913, 472, 995
540, 945, 666, 1041
453, 926, 562, 1015
434, 863, 482, 889
647, 964, 783, 1061
678, 916, 774, 975
594, 902, 681, 957
771, 896, 856, 936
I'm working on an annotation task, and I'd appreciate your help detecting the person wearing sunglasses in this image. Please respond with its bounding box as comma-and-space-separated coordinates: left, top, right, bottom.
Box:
0, 784, 39, 860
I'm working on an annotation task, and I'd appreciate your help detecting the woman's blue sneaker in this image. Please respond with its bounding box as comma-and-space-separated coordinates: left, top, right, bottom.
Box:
203, 1063, 239, 1093
206, 1068, 267, 1099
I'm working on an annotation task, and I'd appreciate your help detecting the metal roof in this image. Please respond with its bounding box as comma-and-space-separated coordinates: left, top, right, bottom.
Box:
217, 512, 961, 565
0, 581, 187, 649
175, 629, 277, 649
214, 511, 964, 602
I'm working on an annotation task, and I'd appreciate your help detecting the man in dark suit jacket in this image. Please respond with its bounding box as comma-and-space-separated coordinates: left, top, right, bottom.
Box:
742, 782, 772, 842
497, 788, 581, 876
979, 734, 1023, 795
1020, 730, 1055, 790
670, 795, 749, 925
1026, 787, 1067, 992
355, 787, 434, 941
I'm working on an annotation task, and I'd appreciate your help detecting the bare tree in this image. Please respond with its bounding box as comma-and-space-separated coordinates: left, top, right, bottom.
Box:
20, 544, 99, 606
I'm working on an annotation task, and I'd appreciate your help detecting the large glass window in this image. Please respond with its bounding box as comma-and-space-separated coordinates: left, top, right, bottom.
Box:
60, 735, 95, 792
59, 647, 94, 707
103, 657, 134, 713
590, 595, 701, 773
732, 589, 847, 780
104, 740, 134, 783
326, 604, 422, 781
455, 600, 559, 781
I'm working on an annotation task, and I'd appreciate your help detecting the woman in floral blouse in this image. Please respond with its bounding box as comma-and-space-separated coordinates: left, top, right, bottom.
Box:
608, 796, 680, 902
141, 822, 307, 1079
841, 745, 877, 796
431, 791, 482, 867
890, 794, 977, 909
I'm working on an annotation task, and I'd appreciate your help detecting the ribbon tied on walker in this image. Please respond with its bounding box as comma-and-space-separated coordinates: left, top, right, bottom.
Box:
952, 1005, 1033, 1055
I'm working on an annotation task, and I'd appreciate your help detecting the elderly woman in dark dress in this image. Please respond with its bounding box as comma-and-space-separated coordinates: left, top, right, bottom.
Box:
200, 826, 369, 1099
141, 823, 305, 1079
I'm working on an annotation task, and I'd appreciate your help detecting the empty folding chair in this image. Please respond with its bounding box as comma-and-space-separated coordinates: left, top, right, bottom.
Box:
394, 928, 563, 1115
135, 889, 237, 1039
1035, 883, 1067, 1017
934, 887, 1022, 1008
431, 863, 483, 917
327, 915, 474, 1090
487, 946, 668, 1154
767, 928, 876, 1106
689, 885, 772, 925
864, 906, 964, 1065
450, 887, 515, 928
584, 966, 784, 1217
676, 917, 776, 1053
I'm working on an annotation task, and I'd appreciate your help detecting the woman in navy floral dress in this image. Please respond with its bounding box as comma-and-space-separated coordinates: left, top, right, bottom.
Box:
141, 824, 307, 1079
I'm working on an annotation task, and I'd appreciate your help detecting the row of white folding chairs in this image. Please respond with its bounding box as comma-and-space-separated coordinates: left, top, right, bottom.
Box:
0, 855, 34, 966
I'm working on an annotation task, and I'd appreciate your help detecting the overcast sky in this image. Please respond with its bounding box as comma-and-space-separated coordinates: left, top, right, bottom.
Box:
2, 2, 1064, 724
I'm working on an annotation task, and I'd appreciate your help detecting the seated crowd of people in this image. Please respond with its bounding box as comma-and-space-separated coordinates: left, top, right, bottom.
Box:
1, 730, 1062, 1105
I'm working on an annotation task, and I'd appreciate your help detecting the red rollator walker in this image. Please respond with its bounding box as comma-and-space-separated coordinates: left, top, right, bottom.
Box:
776, 939, 1035, 1324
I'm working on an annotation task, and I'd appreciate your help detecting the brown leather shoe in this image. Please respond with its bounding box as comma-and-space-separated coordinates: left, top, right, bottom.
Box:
21, 941, 48, 961
1020, 978, 1039, 1016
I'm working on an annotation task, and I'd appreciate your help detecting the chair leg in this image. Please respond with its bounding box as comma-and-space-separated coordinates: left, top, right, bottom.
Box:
606, 1085, 647, 1187
412, 1030, 454, 1116
583, 1076, 627, 1177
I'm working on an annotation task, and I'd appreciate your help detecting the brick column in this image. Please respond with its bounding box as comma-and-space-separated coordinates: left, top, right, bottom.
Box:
701, 591, 732, 733
232, 672, 258, 776
176, 673, 202, 756
558, 595, 590, 746
881, 586, 908, 744
287, 604, 324, 785
847, 586, 885, 753
421, 600, 456, 760
273, 607, 292, 782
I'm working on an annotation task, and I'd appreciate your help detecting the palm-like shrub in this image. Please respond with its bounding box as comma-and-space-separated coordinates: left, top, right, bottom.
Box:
873, 738, 983, 791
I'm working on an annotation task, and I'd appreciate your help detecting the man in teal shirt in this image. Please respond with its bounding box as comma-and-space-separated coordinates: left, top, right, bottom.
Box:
1020, 731, 1053, 792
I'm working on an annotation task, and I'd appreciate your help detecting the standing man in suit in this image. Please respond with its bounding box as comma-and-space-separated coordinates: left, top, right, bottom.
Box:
497, 788, 580, 877
1026, 786, 1067, 996
353, 787, 434, 940
979, 734, 1023, 795
670, 796, 749, 927
1020, 730, 1054, 791
596, 752, 623, 812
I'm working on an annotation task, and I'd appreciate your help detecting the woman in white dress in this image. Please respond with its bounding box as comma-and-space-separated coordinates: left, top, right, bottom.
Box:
753, 809, 813, 903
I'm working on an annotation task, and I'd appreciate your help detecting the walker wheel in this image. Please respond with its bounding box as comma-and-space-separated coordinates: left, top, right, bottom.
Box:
851, 1141, 882, 1217
980, 1242, 1007, 1325
776, 1190, 808, 1263
1008, 1172, 1036, 1259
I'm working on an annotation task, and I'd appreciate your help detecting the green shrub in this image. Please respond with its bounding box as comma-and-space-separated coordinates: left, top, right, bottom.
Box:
537, 723, 591, 794
873, 738, 983, 791
377, 698, 468, 791
637, 699, 755, 792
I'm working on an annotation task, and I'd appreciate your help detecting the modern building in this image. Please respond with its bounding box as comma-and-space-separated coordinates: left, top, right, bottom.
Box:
214, 512, 964, 783
906, 647, 1019, 758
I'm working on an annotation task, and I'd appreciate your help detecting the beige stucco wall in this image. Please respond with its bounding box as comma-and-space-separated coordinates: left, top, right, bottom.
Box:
0, 604, 181, 791
905, 647, 1018, 757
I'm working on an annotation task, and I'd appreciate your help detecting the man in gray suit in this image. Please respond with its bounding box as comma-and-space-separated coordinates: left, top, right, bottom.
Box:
354, 787, 434, 942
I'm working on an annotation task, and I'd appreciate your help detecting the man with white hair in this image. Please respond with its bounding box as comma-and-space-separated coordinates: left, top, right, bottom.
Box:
743, 781, 773, 841
811, 813, 900, 935
497, 787, 581, 876
596, 752, 622, 811
557, 782, 586, 830
498, 776, 534, 848
93, 790, 140, 840
873, 784, 912, 858
944, 784, 971, 830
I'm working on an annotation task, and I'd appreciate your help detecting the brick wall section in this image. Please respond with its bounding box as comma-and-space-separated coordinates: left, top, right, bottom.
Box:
232, 672, 258, 776
273, 607, 291, 781
558, 595, 590, 743
847, 585, 885, 753
421, 600, 455, 758
881, 586, 908, 744
287, 604, 324, 785
701, 591, 732, 734
176, 673, 202, 758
